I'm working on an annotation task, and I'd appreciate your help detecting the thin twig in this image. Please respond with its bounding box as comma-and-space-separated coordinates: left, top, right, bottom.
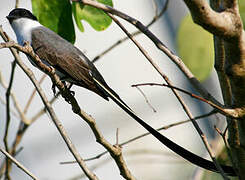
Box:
0, 70, 27, 123
135, 86, 157, 112
131, 83, 230, 116
0, 147, 40, 180
214, 125, 233, 166
215, 126, 229, 151
4, 59, 17, 179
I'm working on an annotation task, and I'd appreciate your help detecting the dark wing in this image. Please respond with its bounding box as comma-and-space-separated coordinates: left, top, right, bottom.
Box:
31, 27, 109, 100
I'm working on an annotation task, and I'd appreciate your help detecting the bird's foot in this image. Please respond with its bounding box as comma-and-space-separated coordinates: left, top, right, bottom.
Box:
52, 82, 75, 101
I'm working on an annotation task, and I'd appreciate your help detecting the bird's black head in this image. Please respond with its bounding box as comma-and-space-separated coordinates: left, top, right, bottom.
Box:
6, 8, 37, 23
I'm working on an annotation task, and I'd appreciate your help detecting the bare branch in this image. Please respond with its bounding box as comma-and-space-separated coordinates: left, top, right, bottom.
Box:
134, 86, 157, 113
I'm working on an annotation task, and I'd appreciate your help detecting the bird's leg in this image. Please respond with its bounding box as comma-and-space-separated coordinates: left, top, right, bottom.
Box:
61, 82, 75, 103
51, 81, 74, 102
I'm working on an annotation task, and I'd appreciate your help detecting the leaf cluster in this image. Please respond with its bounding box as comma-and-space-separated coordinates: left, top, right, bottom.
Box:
31, 0, 113, 44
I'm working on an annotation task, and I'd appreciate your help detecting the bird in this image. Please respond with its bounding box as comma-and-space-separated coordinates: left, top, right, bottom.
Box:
6, 8, 235, 176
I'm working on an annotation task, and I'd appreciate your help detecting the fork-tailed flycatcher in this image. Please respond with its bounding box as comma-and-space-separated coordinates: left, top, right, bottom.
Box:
6, 8, 236, 176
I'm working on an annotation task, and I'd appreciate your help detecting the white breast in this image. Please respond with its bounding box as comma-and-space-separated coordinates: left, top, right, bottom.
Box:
11, 18, 41, 45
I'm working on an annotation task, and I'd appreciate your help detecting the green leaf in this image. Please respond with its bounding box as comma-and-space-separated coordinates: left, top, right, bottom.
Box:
72, 0, 113, 32
31, 0, 75, 44
177, 14, 214, 82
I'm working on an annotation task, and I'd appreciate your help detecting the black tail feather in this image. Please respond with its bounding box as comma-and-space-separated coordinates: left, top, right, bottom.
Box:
93, 77, 236, 176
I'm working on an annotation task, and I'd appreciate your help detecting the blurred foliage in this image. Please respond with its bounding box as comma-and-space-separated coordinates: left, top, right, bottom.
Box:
239, 0, 245, 27
177, 2, 245, 82
177, 14, 214, 82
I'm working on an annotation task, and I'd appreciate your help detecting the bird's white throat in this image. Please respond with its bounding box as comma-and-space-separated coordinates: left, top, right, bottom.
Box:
11, 18, 41, 45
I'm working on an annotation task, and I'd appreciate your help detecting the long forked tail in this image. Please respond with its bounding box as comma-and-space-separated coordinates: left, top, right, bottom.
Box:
93, 77, 236, 176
